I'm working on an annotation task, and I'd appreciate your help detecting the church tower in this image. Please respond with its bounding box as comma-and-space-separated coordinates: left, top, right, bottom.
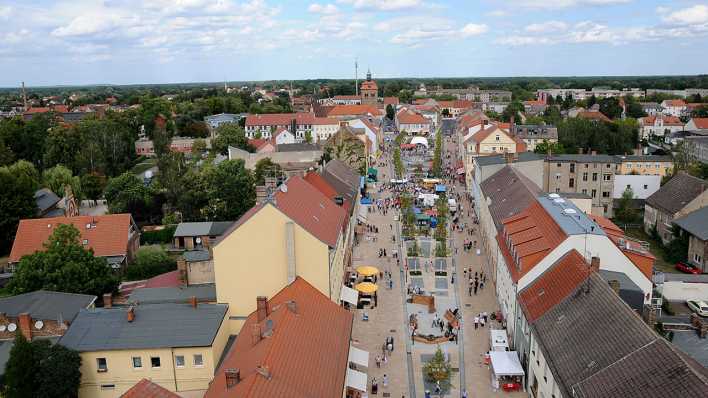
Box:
360, 69, 378, 105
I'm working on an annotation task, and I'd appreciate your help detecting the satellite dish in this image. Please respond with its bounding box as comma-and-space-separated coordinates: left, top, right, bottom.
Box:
0, 325, 5, 332
548, 193, 560, 199
34, 320, 44, 330
7, 323, 16, 332
563, 208, 577, 215
553, 198, 565, 204
280, 184, 288, 193
145, 170, 153, 179
195, 237, 202, 244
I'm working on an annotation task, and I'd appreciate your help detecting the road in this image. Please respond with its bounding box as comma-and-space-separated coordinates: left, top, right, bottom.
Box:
441, 118, 456, 136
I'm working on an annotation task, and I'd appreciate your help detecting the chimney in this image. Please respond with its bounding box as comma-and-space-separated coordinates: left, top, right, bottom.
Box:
590, 256, 600, 271
225, 368, 241, 388
103, 293, 112, 309
251, 323, 261, 345
591, 150, 597, 156
189, 296, 197, 308
256, 365, 272, 380
505, 152, 514, 164
578, 147, 583, 155
510, 115, 515, 134
256, 296, 268, 322
18, 313, 32, 340
287, 300, 298, 314
608, 280, 620, 295
127, 306, 135, 322
285, 222, 296, 284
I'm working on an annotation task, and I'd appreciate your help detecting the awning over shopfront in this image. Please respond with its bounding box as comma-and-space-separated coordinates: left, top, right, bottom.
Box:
356, 265, 379, 276
490, 329, 509, 352
355, 282, 378, 294
489, 351, 525, 377
345, 368, 368, 392
357, 204, 368, 223
340, 285, 359, 305
348, 346, 369, 368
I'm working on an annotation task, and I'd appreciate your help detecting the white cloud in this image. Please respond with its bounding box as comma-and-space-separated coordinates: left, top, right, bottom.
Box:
460, 23, 489, 36
495, 35, 554, 46
663, 5, 708, 25
337, 0, 423, 11
308, 3, 339, 14
525, 21, 568, 33
0, 5, 12, 19
509, 0, 631, 10
486, 9, 508, 17
51, 12, 140, 37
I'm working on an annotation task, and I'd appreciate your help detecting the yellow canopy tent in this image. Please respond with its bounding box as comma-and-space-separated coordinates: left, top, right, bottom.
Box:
355, 282, 378, 294
356, 265, 380, 277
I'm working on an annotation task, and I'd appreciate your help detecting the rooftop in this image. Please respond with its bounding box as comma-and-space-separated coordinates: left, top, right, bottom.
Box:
475, 151, 543, 167
646, 172, 707, 215
0, 290, 96, 321
480, 166, 541, 231
128, 284, 216, 305
120, 379, 182, 398
537, 195, 605, 237
59, 303, 227, 352
173, 221, 233, 237
205, 277, 353, 398
673, 206, 708, 241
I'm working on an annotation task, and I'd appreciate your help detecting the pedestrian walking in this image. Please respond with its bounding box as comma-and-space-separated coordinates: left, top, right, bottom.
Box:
480, 315, 486, 328
383, 374, 389, 388
474, 316, 479, 329
375, 355, 381, 368
483, 311, 488, 323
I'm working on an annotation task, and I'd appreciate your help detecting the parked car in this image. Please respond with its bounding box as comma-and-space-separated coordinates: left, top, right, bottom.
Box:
686, 299, 708, 317
675, 262, 701, 274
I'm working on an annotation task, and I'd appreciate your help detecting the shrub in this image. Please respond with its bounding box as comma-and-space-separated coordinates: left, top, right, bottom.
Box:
125, 246, 177, 281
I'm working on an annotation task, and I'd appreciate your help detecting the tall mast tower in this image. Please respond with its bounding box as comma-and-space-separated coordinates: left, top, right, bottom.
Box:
355, 59, 359, 97
21, 82, 27, 111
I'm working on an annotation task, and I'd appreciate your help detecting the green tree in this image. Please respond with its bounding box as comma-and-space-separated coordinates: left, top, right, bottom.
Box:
0, 161, 39, 254
42, 164, 83, 201
74, 113, 138, 177
9, 224, 119, 297
80, 173, 107, 201
191, 138, 207, 157
3, 334, 36, 398
139, 96, 175, 138
202, 159, 256, 221
615, 187, 637, 223
423, 346, 451, 392
43, 124, 83, 172
501, 100, 524, 122
35, 343, 82, 398
104, 172, 162, 223
212, 123, 251, 155
386, 104, 395, 120
253, 157, 283, 185
665, 226, 689, 263
304, 130, 313, 144
533, 140, 565, 155
124, 246, 177, 281
599, 97, 623, 120
156, 152, 186, 206
0, 135, 14, 166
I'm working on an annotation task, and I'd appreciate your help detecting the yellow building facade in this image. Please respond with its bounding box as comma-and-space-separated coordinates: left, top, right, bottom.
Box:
213, 203, 346, 333
619, 158, 673, 176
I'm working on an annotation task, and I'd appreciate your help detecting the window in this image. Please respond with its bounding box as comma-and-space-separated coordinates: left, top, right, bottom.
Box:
582, 172, 588, 181
569, 178, 575, 188
555, 188, 560, 193
100, 385, 115, 391
556, 162, 561, 167
175, 355, 185, 368
591, 189, 597, 198
606, 164, 611, 168
643, 184, 648, 189
602, 191, 610, 198
592, 173, 598, 181
193, 354, 204, 367
569, 163, 575, 173
582, 189, 588, 194
132, 357, 142, 369
695, 254, 703, 263
603, 174, 611, 181
626, 163, 632, 168
496, 135, 500, 141
603, 204, 608, 213
584, 164, 589, 168
96, 358, 108, 372
593, 163, 598, 168
555, 174, 560, 180
150, 357, 161, 369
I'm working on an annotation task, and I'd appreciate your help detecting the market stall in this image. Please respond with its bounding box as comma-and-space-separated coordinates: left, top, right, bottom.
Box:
490, 329, 509, 352
489, 351, 525, 392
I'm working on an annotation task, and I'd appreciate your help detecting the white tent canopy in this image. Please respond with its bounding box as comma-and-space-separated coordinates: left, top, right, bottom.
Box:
340, 285, 359, 305
357, 204, 368, 223
490, 329, 509, 352
410, 136, 429, 148
348, 346, 369, 368
345, 368, 368, 392
490, 351, 525, 377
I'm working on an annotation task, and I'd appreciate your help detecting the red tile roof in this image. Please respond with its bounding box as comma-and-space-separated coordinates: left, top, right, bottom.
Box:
303, 171, 338, 199
121, 379, 181, 398
327, 105, 382, 117
144, 270, 182, 288
248, 138, 271, 151
205, 277, 353, 398
360, 80, 378, 90
578, 111, 611, 122
275, 176, 347, 247
384, 97, 399, 106
245, 113, 314, 127
332, 95, 361, 100
396, 108, 429, 124
311, 117, 339, 125
53, 105, 69, 113
9, 214, 134, 263
663, 99, 687, 107
499, 200, 568, 282
519, 250, 591, 322
691, 118, 708, 129
588, 215, 655, 279
25, 107, 51, 114
642, 115, 683, 126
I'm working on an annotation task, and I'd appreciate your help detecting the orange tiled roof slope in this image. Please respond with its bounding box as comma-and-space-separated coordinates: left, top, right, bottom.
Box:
691, 117, 708, 129
120, 379, 181, 398
397, 108, 429, 124
245, 113, 314, 126
303, 171, 353, 216
9, 214, 133, 263
588, 215, 655, 279
498, 200, 567, 282
519, 250, 591, 323
205, 277, 354, 398
327, 104, 382, 117
577, 111, 611, 122
642, 115, 683, 126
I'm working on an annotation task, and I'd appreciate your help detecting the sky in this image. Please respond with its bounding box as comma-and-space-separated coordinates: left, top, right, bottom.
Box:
1, 0, 707, 86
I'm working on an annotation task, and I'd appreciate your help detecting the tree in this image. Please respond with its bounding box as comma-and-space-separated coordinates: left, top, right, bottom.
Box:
0, 135, 14, 166
104, 172, 162, 223
124, 246, 177, 281
156, 151, 186, 206
3, 334, 81, 398
692, 105, 708, 118
191, 138, 207, 157
0, 161, 39, 254
533, 140, 566, 155
665, 226, 689, 263
212, 123, 251, 155
42, 164, 82, 201
501, 100, 524, 122
673, 140, 698, 173
423, 346, 451, 392
8, 224, 119, 297
202, 159, 256, 221
599, 97, 623, 120
80, 172, 107, 201
43, 124, 83, 172
304, 130, 313, 144
386, 104, 395, 120
3, 334, 36, 398
615, 187, 637, 223
253, 157, 283, 185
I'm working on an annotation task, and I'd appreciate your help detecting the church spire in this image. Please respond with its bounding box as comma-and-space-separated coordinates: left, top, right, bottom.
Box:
366, 69, 372, 82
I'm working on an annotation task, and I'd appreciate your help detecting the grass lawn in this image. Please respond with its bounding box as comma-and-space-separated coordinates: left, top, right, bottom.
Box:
624, 227, 676, 274
130, 157, 157, 176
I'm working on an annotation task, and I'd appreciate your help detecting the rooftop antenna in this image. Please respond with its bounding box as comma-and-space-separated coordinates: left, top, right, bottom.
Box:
355, 58, 359, 97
